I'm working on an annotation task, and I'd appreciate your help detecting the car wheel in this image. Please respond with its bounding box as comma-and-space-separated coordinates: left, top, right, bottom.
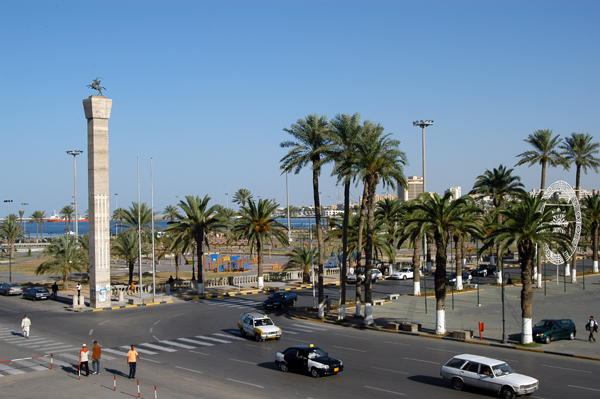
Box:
3, 291, 7, 296
255, 333, 261, 342
240, 328, 246, 337
310, 367, 320, 378
483, 271, 487, 277
500, 386, 515, 399
293, 299, 297, 307
402, 276, 407, 280
451, 378, 464, 391
569, 331, 575, 340
32, 296, 36, 302
279, 362, 288, 372
545, 335, 551, 344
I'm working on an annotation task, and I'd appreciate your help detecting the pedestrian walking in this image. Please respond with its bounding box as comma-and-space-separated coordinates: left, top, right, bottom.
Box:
79, 344, 90, 376
127, 344, 140, 379
76, 282, 82, 298
586, 316, 599, 342
52, 282, 59, 299
21, 314, 31, 338
91, 340, 101, 375
325, 295, 332, 316
130, 282, 135, 295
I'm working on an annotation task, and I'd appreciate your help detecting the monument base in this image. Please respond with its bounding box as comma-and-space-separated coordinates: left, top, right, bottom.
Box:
127, 294, 172, 305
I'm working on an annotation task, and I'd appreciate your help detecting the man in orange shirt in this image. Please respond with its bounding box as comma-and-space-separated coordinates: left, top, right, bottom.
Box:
79, 343, 90, 377
127, 344, 140, 379
91, 340, 101, 375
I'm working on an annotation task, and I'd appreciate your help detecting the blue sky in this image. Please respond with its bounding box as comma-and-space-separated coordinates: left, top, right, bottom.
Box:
1, 0, 599, 217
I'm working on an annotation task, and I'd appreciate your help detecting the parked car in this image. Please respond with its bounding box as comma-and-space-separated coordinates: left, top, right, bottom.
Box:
346, 268, 382, 283
22, 287, 50, 301
390, 267, 423, 280
237, 312, 282, 341
440, 354, 539, 398
532, 319, 576, 344
0, 282, 23, 296
446, 272, 472, 285
263, 291, 297, 309
276, 344, 343, 378
471, 265, 497, 277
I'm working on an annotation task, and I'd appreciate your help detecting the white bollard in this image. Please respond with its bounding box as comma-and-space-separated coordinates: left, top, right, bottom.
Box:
72, 295, 79, 307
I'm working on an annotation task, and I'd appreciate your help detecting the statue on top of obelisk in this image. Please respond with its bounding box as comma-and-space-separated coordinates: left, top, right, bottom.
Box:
87, 78, 106, 96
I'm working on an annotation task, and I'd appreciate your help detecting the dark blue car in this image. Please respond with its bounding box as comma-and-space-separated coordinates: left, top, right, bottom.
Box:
263, 291, 297, 310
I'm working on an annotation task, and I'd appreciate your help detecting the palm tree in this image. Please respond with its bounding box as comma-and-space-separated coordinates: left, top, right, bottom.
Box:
280, 114, 331, 317
29, 210, 47, 242
481, 195, 572, 344
233, 198, 289, 289
60, 205, 74, 235
560, 132, 600, 282
353, 122, 408, 325
112, 207, 127, 235
36, 235, 87, 289
395, 199, 425, 295
165, 195, 226, 294
112, 229, 145, 285
157, 232, 187, 280
0, 215, 23, 282
163, 205, 182, 223
470, 165, 526, 283
283, 247, 317, 284
515, 129, 569, 287
582, 194, 600, 273
404, 193, 483, 334
121, 202, 156, 241
324, 112, 363, 320
232, 189, 253, 211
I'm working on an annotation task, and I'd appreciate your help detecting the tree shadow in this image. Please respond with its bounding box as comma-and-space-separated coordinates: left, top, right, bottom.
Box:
105, 368, 129, 378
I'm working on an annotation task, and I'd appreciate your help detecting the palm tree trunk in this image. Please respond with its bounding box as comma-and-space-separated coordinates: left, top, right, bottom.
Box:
312, 168, 325, 318
593, 224, 599, 273
364, 176, 378, 325
519, 241, 535, 344
355, 181, 369, 317
338, 180, 350, 320
257, 236, 264, 290
197, 231, 205, 294
412, 238, 421, 296
457, 236, 466, 290
128, 261, 134, 285
175, 254, 180, 280
434, 232, 447, 334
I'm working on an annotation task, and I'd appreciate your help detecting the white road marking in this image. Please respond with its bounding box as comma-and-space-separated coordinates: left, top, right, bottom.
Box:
542, 365, 591, 373
282, 337, 310, 344
291, 324, 328, 331
568, 385, 600, 392
230, 358, 257, 365
98, 320, 110, 325
17, 340, 55, 346
5, 337, 40, 342
150, 327, 153, 333
364, 386, 405, 395
178, 338, 214, 347
167, 313, 183, 318
282, 326, 314, 333
383, 341, 410, 346
195, 335, 232, 343
333, 345, 366, 352
152, 335, 160, 341
335, 334, 370, 340
42, 346, 78, 353
14, 359, 46, 371
403, 357, 440, 365
134, 344, 173, 353
55, 353, 80, 361
371, 366, 409, 374
144, 358, 161, 363
153, 320, 161, 325
213, 333, 244, 340
0, 363, 24, 375
227, 378, 263, 388
120, 345, 158, 355
89, 329, 93, 335
245, 344, 272, 350
160, 340, 196, 349
189, 350, 210, 356
175, 366, 202, 374
426, 347, 460, 353
103, 348, 129, 356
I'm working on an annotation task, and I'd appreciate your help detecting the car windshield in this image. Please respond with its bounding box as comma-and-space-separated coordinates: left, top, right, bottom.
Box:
255, 318, 274, 326
37, 288, 49, 293
534, 320, 554, 329
307, 348, 327, 359
492, 363, 514, 377
270, 293, 285, 299
401, 268, 411, 272
8, 283, 20, 287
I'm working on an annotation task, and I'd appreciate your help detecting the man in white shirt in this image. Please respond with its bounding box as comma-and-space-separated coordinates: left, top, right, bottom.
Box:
21, 314, 31, 338
79, 343, 90, 376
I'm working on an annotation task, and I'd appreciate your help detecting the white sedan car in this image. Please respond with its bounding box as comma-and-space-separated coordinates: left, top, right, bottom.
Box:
390, 267, 422, 280
440, 354, 538, 399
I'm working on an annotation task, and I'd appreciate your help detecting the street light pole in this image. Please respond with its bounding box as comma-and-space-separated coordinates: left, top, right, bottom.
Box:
20, 203, 28, 238
225, 193, 229, 209
286, 171, 291, 245
4, 199, 13, 216
413, 120, 434, 193
66, 150, 83, 238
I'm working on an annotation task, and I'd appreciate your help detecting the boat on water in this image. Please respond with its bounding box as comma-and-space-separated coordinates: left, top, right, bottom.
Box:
47, 212, 89, 222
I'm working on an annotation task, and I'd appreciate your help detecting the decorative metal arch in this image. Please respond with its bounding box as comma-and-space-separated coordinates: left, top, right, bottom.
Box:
540, 180, 582, 265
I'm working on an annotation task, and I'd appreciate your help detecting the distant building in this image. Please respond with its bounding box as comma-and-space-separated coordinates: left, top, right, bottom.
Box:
445, 186, 462, 201
398, 176, 424, 202
358, 193, 398, 204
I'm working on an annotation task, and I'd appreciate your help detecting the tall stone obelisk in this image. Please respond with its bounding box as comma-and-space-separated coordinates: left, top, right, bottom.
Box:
83, 95, 112, 308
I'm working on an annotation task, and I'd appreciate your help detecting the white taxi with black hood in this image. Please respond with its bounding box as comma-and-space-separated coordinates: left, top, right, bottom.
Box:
276, 344, 343, 378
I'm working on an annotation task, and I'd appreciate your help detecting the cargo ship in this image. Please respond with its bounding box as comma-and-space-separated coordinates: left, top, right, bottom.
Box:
47, 212, 89, 222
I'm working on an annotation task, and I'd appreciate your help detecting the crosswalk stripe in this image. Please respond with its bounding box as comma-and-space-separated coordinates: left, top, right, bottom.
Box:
195, 335, 231, 343
120, 345, 158, 355
159, 340, 195, 349
177, 338, 214, 347
213, 333, 244, 340
42, 346, 78, 353
281, 330, 299, 334
0, 363, 24, 375
138, 343, 177, 352
17, 340, 55, 347
57, 353, 80, 361
4, 337, 38, 342
14, 359, 47, 371
291, 323, 329, 331
283, 326, 315, 332
103, 348, 129, 357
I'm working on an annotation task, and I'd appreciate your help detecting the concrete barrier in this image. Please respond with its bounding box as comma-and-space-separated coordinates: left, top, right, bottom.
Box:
453, 330, 474, 339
